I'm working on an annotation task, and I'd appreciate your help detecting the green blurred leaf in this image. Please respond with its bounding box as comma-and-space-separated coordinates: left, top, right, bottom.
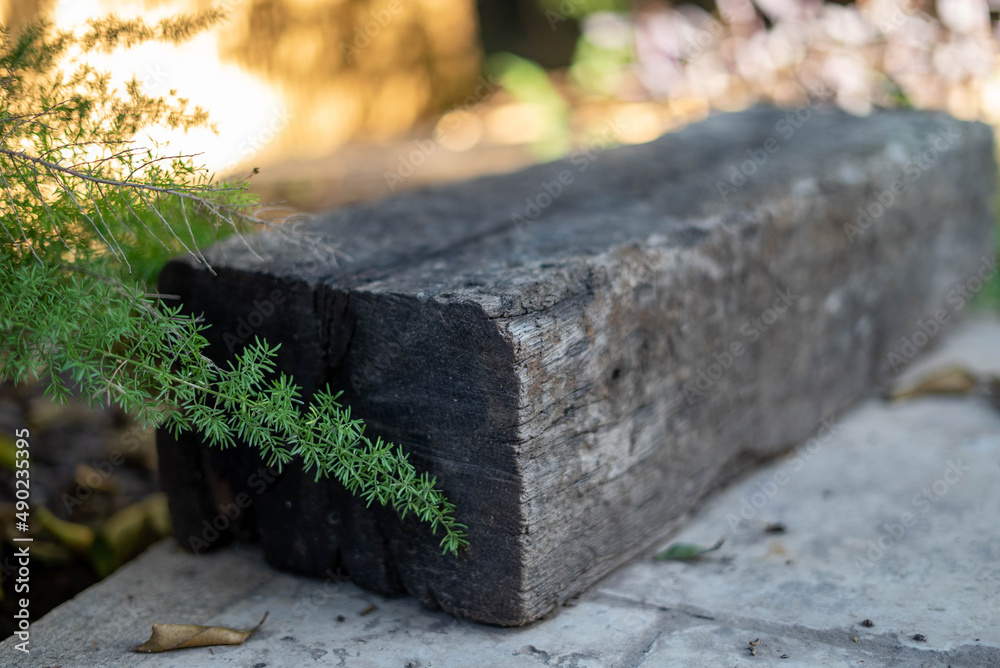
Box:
654, 537, 724, 561
537, 0, 628, 20
569, 31, 634, 97
142, 492, 173, 537
88, 500, 155, 577
486, 52, 570, 159
37, 505, 95, 553
0, 434, 17, 470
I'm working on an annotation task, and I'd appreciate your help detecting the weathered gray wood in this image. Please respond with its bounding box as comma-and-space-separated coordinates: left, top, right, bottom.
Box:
157, 107, 996, 626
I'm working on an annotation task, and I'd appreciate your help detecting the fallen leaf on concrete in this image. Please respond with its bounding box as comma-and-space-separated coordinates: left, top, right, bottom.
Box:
134, 612, 268, 653
653, 538, 724, 561
889, 367, 978, 401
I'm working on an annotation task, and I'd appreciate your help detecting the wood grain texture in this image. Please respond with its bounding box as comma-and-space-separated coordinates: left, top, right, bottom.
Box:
157, 108, 996, 625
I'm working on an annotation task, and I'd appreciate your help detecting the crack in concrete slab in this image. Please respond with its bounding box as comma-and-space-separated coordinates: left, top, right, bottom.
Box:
592, 587, 1000, 666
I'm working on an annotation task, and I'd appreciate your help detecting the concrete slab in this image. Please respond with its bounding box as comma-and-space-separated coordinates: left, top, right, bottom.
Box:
4, 316, 1000, 666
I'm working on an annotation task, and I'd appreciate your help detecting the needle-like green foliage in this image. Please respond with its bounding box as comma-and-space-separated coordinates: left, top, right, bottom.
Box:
0, 12, 467, 554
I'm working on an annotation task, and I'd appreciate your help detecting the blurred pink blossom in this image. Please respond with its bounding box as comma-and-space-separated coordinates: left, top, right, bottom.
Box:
577, 0, 1000, 121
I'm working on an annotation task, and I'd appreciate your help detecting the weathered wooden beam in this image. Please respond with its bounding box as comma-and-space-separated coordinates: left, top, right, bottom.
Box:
157, 107, 995, 626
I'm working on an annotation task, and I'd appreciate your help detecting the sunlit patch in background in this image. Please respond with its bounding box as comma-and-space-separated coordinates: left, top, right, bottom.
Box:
4, 0, 1000, 212
215, 0, 482, 157
2, 0, 485, 189
6, 0, 287, 179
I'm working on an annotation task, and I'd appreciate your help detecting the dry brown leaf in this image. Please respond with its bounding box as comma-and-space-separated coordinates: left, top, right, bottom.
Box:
134, 612, 268, 653
890, 367, 978, 401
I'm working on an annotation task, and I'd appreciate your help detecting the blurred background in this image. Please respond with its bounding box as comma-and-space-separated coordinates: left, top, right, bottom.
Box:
2, 0, 999, 635
3, 0, 999, 213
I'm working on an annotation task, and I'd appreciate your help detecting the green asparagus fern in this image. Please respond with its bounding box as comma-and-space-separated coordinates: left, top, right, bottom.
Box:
0, 11, 467, 554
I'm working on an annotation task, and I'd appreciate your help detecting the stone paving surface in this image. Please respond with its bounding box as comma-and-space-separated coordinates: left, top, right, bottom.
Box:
3, 316, 1000, 667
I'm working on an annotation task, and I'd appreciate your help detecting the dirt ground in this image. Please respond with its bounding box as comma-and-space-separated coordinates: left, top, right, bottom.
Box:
0, 379, 164, 638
